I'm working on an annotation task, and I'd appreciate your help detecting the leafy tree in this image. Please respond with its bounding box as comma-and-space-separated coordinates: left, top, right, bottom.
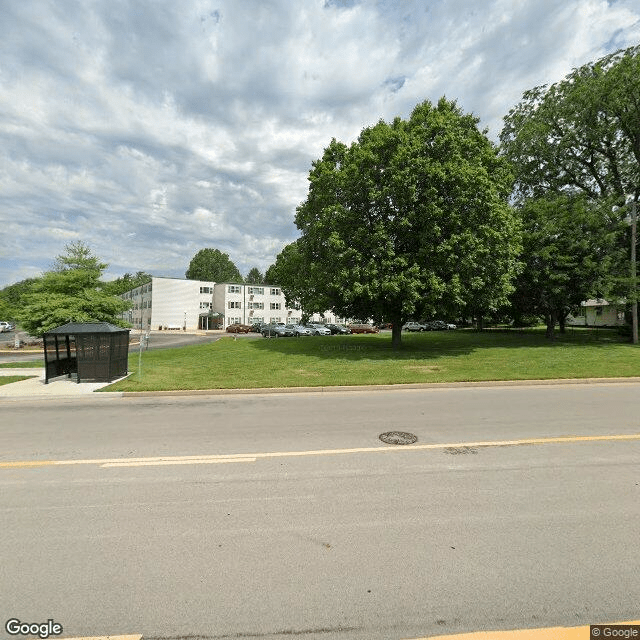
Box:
185, 248, 242, 282
509, 194, 623, 339
244, 267, 264, 284
0, 278, 39, 322
103, 271, 152, 295
53, 240, 107, 272
278, 98, 522, 348
15, 243, 130, 336
500, 45, 640, 202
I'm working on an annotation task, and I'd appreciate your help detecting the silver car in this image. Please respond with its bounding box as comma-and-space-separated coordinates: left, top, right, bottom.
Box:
286, 324, 313, 337
306, 324, 331, 336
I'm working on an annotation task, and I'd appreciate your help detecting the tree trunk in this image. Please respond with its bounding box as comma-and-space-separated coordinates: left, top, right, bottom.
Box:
559, 312, 566, 334
391, 316, 403, 350
476, 315, 484, 331
545, 310, 557, 340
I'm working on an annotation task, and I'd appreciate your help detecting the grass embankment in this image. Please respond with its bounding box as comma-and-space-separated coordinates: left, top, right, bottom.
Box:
0, 360, 43, 368
0, 376, 37, 386
101, 327, 639, 392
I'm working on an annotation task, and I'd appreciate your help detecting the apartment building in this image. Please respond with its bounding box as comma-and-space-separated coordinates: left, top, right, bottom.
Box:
120, 276, 348, 330
121, 276, 215, 331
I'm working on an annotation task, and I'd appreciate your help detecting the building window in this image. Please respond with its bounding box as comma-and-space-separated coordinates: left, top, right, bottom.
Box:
270, 302, 281, 310
595, 306, 603, 316
227, 317, 242, 325
249, 302, 264, 309
247, 287, 264, 295
270, 288, 281, 296
228, 285, 241, 294
271, 317, 281, 323
253, 317, 264, 324
228, 301, 241, 309
200, 302, 212, 309
200, 286, 213, 294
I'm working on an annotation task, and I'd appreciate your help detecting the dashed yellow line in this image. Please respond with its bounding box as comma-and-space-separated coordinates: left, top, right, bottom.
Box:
60, 636, 142, 640
1, 433, 639, 470
404, 620, 640, 640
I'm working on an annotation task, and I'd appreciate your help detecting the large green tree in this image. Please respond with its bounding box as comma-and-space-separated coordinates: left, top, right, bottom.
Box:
16, 242, 130, 336
509, 194, 624, 339
244, 267, 264, 284
185, 248, 242, 282
103, 271, 152, 296
277, 98, 522, 348
500, 45, 639, 202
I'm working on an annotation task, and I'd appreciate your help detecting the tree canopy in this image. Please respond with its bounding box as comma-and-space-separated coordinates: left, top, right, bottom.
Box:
185, 248, 242, 282
500, 45, 640, 203
275, 98, 522, 347
103, 271, 152, 296
509, 194, 624, 338
244, 267, 265, 284
15, 242, 130, 336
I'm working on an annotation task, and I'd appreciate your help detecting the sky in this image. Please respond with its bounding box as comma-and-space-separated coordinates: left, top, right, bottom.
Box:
1, 0, 639, 288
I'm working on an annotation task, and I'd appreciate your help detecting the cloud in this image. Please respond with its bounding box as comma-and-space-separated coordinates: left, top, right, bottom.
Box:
1, 0, 639, 287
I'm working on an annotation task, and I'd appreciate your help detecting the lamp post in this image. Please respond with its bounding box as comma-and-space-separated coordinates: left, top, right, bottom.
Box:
630, 198, 637, 345
616, 196, 638, 344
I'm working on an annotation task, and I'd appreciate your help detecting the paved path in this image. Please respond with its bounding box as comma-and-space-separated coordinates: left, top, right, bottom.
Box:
0, 368, 120, 399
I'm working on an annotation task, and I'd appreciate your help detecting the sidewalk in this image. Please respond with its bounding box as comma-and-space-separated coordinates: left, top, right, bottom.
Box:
0, 368, 122, 400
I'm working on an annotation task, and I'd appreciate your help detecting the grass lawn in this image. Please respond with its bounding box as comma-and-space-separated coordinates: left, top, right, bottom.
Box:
0, 360, 43, 368
101, 327, 640, 392
0, 375, 37, 386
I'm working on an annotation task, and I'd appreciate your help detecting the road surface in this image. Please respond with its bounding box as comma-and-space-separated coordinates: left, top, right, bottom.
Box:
1, 384, 639, 639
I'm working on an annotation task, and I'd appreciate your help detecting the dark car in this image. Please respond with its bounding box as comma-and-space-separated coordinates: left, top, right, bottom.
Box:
424, 320, 450, 331
348, 324, 379, 334
261, 324, 294, 338
226, 323, 252, 333
326, 323, 351, 334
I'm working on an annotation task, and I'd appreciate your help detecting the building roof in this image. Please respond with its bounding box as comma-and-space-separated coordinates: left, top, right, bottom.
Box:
44, 322, 130, 334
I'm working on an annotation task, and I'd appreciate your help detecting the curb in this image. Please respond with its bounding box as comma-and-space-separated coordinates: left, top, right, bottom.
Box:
118, 376, 640, 398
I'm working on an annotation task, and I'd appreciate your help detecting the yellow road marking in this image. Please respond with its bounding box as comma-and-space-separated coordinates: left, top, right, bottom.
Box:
102, 457, 257, 467
60, 636, 142, 640
404, 620, 640, 640
1, 433, 639, 470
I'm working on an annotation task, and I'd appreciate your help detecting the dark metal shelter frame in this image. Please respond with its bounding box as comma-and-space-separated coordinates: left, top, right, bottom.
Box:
43, 322, 130, 384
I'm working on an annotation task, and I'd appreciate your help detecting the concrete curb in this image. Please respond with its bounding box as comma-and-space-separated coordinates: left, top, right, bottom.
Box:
119, 376, 640, 398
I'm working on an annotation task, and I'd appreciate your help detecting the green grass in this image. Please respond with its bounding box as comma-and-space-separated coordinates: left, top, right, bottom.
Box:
0, 375, 37, 386
101, 327, 640, 392
0, 360, 43, 368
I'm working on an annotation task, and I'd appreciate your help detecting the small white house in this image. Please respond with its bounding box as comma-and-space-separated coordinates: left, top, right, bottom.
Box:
565, 299, 626, 327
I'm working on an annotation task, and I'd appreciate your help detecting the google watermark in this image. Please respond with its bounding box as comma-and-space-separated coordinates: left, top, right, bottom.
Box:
592, 625, 640, 639
5, 619, 63, 639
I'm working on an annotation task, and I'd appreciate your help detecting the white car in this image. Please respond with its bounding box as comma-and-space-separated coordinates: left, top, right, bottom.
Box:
0, 322, 15, 333
306, 324, 331, 336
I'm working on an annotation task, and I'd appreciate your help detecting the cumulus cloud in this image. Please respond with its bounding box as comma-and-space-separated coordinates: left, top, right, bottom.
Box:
1, 0, 638, 286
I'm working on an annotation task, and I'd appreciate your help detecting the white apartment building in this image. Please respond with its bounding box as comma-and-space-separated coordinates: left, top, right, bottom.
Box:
121, 276, 215, 331
213, 283, 348, 327
120, 277, 347, 330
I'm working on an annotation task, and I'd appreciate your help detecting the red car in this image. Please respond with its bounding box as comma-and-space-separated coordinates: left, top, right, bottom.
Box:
226, 323, 252, 333
348, 324, 380, 334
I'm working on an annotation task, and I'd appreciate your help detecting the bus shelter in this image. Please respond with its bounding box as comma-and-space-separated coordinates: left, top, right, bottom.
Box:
43, 322, 130, 384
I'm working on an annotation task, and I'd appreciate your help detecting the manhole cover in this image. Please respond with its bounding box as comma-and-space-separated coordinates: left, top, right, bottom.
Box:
379, 431, 418, 445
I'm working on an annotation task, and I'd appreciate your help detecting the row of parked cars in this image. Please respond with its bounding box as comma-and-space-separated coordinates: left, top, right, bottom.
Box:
403, 320, 457, 331
225, 322, 380, 337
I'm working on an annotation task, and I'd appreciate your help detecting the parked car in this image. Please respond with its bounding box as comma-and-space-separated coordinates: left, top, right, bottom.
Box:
446, 323, 457, 330
261, 324, 294, 338
250, 322, 266, 333
0, 322, 15, 332
424, 320, 451, 331
226, 323, 252, 333
348, 324, 379, 334
326, 323, 351, 334
305, 324, 331, 336
403, 322, 425, 332
286, 324, 313, 337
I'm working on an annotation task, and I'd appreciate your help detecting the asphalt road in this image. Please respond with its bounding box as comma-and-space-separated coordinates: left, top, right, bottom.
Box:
1, 384, 639, 640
